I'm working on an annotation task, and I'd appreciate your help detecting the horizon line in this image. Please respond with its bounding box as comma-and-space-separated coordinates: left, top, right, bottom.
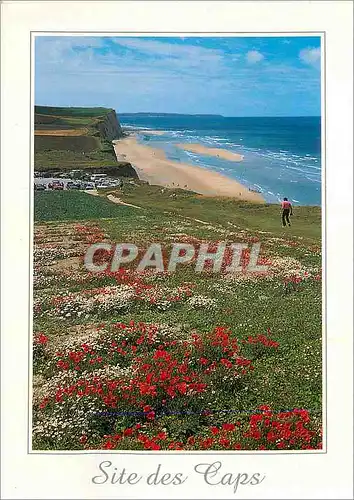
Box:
34, 105, 320, 119
119, 112, 321, 118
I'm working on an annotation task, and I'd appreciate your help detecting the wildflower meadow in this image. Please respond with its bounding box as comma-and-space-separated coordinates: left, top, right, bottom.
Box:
33, 187, 322, 451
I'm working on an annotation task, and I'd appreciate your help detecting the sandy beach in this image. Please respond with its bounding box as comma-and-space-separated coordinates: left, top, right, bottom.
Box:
177, 143, 244, 162
113, 135, 263, 202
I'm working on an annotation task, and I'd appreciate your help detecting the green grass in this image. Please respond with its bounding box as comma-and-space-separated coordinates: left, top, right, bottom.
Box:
35, 114, 96, 130
34, 105, 112, 117
34, 135, 100, 152
34, 191, 136, 221
34, 148, 119, 170
34, 106, 120, 170
32, 183, 322, 450
107, 182, 321, 242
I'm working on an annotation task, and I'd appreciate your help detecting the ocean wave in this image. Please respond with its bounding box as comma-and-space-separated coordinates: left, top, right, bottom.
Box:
287, 165, 317, 175
123, 121, 321, 205
169, 129, 197, 133
305, 176, 321, 184
304, 164, 321, 171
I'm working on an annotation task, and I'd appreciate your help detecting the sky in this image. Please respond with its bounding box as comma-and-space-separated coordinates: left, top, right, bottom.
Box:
35, 36, 321, 117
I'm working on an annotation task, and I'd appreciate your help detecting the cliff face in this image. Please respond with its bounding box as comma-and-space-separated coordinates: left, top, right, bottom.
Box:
98, 110, 123, 141
34, 106, 133, 172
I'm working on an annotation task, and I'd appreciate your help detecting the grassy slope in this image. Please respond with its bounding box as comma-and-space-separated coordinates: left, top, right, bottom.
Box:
107, 182, 322, 241
33, 189, 322, 449
34, 191, 136, 221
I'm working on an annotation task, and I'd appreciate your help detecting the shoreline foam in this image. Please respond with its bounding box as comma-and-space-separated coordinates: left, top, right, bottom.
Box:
113, 135, 264, 203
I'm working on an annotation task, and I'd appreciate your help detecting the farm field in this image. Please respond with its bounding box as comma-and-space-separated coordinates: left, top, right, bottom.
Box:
34, 129, 89, 136
32, 188, 322, 451
34, 135, 100, 152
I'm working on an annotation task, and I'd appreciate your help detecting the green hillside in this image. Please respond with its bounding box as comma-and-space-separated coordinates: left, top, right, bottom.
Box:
33, 186, 322, 451
35, 105, 113, 117
34, 106, 122, 170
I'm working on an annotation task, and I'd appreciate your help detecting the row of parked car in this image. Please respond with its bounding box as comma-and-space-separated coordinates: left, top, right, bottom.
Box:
34, 175, 125, 191
34, 180, 96, 191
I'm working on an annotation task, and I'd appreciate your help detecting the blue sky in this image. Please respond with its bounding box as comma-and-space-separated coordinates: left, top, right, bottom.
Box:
35, 36, 321, 116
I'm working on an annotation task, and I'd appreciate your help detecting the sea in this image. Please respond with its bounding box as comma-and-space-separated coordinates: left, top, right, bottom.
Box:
119, 114, 321, 206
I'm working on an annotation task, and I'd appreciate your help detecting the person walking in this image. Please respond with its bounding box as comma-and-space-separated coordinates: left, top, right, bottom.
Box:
281, 197, 293, 227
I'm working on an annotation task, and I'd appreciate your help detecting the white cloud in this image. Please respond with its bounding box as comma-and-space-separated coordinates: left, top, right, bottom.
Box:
246, 50, 264, 64
36, 36, 226, 82
35, 36, 321, 114
113, 37, 223, 62
299, 47, 321, 66
35, 36, 106, 71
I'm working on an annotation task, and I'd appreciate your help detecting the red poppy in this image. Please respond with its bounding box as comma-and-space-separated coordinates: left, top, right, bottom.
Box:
200, 438, 214, 449
176, 382, 187, 395
258, 405, 271, 411
35, 333, 48, 345
276, 441, 287, 449
220, 358, 233, 369
39, 397, 49, 409
187, 436, 195, 445
102, 440, 115, 450
222, 423, 236, 432
219, 437, 230, 448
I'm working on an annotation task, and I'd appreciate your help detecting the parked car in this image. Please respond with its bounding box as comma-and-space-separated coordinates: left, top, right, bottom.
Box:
69, 170, 83, 179
90, 173, 107, 182
82, 182, 95, 190
34, 183, 46, 191
66, 181, 81, 190
50, 181, 64, 190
